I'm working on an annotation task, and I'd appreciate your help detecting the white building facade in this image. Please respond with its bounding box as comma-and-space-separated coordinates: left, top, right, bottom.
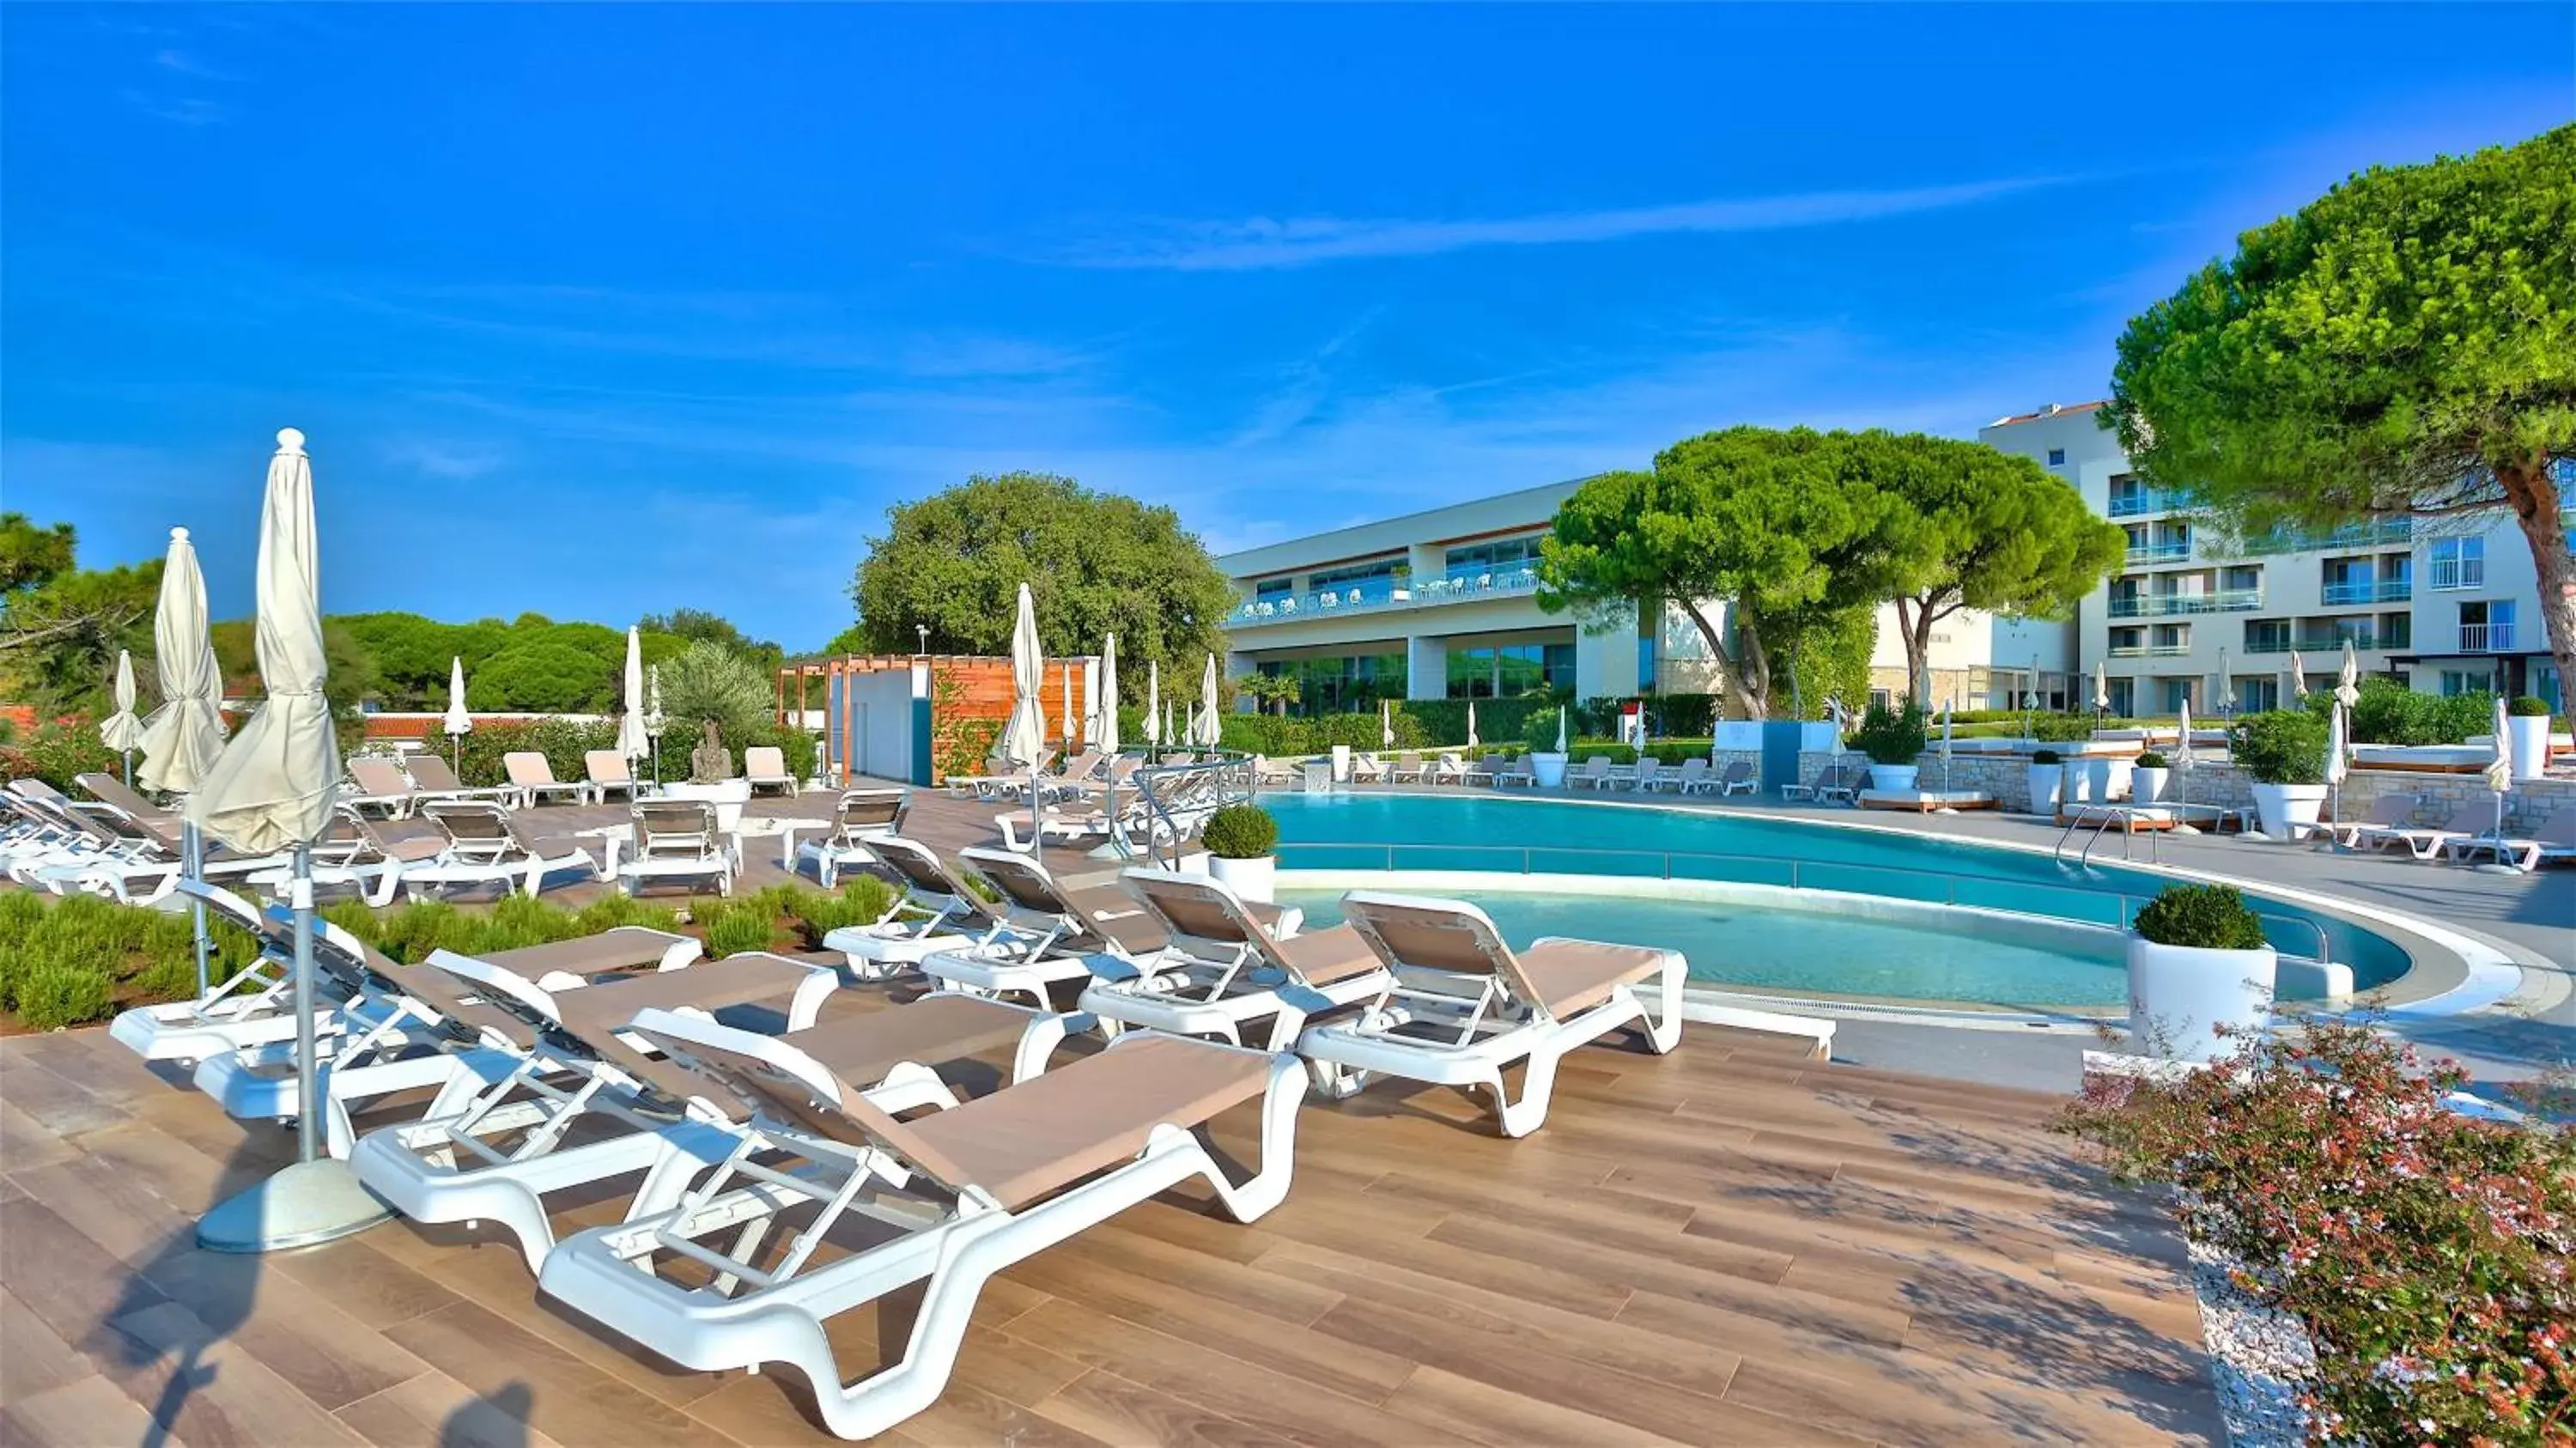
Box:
1215, 479, 2075, 716
1979, 402, 2566, 715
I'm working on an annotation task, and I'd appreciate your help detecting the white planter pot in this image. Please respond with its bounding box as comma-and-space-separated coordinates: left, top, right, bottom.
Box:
1330, 744, 1352, 782
2026, 764, 2063, 813
1529, 751, 1570, 788
2127, 936, 2276, 1062
2084, 757, 2115, 803
1207, 854, 1276, 903
2131, 767, 2169, 804
2249, 782, 2328, 839
1867, 764, 1918, 792
2506, 715, 2552, 781
661, 779, 752, 833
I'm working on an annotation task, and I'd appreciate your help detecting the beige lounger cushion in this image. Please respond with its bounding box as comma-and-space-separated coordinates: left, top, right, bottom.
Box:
789, 994, 1042, 1085
1513, 940, 1670, 1019
550, 952, 821, 1037
1271, 924, 1382, 988
900, 1035, 1273, 1208
1064, 885, 1170, 953
482, 927, 692, 981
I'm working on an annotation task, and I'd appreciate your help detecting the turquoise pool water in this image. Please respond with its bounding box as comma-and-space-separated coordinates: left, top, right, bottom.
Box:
1281, 888, 2133, 1007
1265, 792, 2411, 998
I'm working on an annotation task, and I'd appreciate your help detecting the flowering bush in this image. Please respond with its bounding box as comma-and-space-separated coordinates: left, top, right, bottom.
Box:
2057, 1018, 2574, 1445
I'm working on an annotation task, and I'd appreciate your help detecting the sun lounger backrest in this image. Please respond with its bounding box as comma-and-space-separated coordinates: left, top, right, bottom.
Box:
957, 847, 1069, 919
1124, 869, 1262, 952
744, 746, 786, 777
172, 879, 273, 940
1634, 757, 1661, 782
424, 800, 512, 848
622, 1008, 980, 1190
1720, 760, 1751, 783
502, 751, 559, 788
634, 800, 715, 855
836, 789, 907, 833
1676, 758, 1707, 780
74, 772, 169, 822
585, 750, 633, 786
2362, 794, 2417, 827
2439, 801, 2493, 832
405, 754, 475, 792
348, 757, 415, 798
1340, 891, 1509, 978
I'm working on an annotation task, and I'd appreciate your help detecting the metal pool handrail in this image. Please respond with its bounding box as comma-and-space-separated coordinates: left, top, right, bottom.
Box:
1273, 840, 2336, 965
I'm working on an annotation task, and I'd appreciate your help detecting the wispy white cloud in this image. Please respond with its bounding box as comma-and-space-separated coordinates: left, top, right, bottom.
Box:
1061, 176, 2067, 271
151, 49, 234, 81
118, 89, 228, 126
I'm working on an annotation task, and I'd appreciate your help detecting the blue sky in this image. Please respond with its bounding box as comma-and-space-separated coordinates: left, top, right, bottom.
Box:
4, 4, 2567, 649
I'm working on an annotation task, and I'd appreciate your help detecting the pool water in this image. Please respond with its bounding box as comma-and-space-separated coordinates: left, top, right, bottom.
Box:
1280, 888, 2132, 1007
1263, 792, 2410, 996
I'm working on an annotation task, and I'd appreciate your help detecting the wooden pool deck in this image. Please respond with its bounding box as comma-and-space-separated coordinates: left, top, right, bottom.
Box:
1, 779, 2223, 1445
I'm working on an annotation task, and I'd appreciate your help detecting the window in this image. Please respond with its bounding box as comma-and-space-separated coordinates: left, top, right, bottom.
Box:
2245, 620, 2289, 652
2161, 678, 2195, 713
1254, 577, 1292, 603
2379, 613, 2412, 649
2439, 669, 2490, 697
2428, 537, 2485, 591
1446, 642, 1569, 700
2107, 678, 2136, 717
2221, 565, 2262, 594
2047, 448, 2066, 466
2238, 678, 2280, 713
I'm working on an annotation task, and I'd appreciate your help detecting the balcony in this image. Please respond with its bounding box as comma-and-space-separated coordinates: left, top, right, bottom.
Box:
1226, 563, 1543, 628
2106, 492, 2177, 519
2319, 578, 2412, 605
2239, 518, 2414, 556
2245, 633, 2382, 655
2106, 589, 2264, 618
2123, 540, 2192, 565
2458, 624, 2515, 653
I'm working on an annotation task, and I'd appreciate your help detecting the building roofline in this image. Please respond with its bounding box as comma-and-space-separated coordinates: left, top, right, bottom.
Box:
1985, 400, 2110, 429
1214, 472, 1610, 569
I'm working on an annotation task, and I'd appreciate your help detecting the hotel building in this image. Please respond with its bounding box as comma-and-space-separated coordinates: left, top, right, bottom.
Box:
1979, 402, 2566, 715
1213, 481, 2073, 715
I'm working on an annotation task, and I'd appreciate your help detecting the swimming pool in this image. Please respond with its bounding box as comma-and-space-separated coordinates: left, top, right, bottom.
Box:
1264, 792, 2412, 998
1281, 886, 2136, 1007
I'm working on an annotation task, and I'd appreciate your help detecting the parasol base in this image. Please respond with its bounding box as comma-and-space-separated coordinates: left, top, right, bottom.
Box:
197, 1158, 392, 1253
2168, 824, 2202, 836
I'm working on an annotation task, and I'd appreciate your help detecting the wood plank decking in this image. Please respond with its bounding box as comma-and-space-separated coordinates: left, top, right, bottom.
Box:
1, 781, 2223, 1445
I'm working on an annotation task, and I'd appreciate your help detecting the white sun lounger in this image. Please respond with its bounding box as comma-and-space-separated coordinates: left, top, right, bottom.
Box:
817, 835, 1022, 982
402, 752, 521, 809
1716, 759, 1758, 796
398, 800, 596, 899
1297, 891, 1686, 1136
2350, 800, 2492, 861
920, 847, 1176, 1010
585, 750, 644, 804
189, 922, 707, 1135
1567, 755, 1614, 789
794, 788, 908, 887
355, 957, 1062, 1275
744, 745, 798, 797
503, 751, 595, 807
618, 799, 734, 896
1084, 868, 1390, 1052
108, 879, 373, 1063
534, 1011, 1302, 1441
244, 804, 448, 906
2445, 812, 2576, 872
2312, 793, 2418, 848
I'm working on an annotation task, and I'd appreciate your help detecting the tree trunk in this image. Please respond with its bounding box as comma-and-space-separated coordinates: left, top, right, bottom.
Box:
1677, 599, 1764, 719
1894, 599, 1928, 707
1737, 618, 1775, 720
2499, 459, 2574, 714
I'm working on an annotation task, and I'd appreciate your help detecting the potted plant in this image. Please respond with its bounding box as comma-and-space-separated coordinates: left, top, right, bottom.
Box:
2130, 749, 2170, 804
1850, 703, 1928, 792
2026, 749, 2065, 813
1524, 707, 1570, 788
2506, 696, 2555, 782
2233, 709, 2329, 839
2124, 883, 2275, 1062
1200, 803, 1281, 903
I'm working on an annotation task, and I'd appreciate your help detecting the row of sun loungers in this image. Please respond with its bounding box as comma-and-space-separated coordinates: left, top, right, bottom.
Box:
2324, 792, 2576, 869
103, 828, 1722, 1441
346, 745, 800, 818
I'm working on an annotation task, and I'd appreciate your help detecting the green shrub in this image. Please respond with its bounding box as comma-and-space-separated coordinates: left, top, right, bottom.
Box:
573, 894, 682, 935
1522, 707, 1569, 753
2233, 709, 2328, 785
1200, 804, 1279, 860
2308, 676, 2496, 746
783, 878, 898, 946
15, 963, 117, 1031
2509, 695, 2554, 718
2131, 884, 2267, 950
1850, 703, 1929, 765
0, 720, 123, 791
2134, 750, 2167, 769
699, 900, 779, 958
2027, 712, 2098, 743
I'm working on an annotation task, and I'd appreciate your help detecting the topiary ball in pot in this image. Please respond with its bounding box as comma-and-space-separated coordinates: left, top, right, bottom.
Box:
1200, 803, 1283, 903
2125, 884, 2275, 1062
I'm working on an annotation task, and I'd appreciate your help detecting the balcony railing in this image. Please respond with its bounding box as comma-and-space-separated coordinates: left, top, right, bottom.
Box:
2107, 492, 2178, 519
2319, 578, 2412, 605
2123, 541, 2192, 565
1228, 563, 1545, 627
1230, 583, 1409, 625
2107, 589, 2264, 618
2105, 642, 2195, 658
2458, 624, 2515, 653
2239, 518, 2414, 556
2246, 634, 2383, 655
